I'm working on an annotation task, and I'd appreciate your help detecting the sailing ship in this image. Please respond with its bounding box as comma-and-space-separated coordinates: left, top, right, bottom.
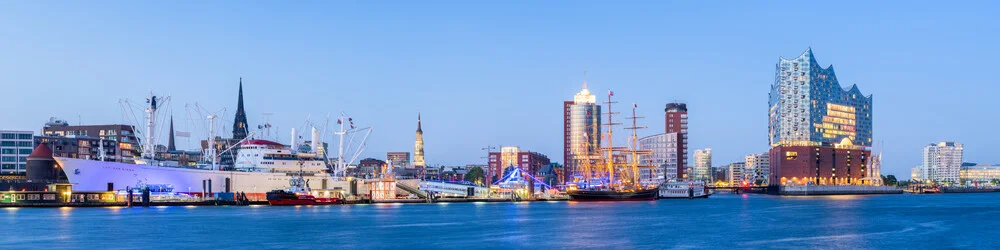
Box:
568, 90, 658, 201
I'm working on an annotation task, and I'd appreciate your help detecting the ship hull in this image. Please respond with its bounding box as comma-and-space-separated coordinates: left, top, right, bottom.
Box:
568, 189, 658, 201
54, 157, 349, 200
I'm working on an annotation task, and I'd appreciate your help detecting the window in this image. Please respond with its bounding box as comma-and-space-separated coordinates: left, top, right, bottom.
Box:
19, 149, 32, 155
1, 134, 13, 139
785, 152, 798, 160
17, 142, 31, 147
17, 134, 32, 140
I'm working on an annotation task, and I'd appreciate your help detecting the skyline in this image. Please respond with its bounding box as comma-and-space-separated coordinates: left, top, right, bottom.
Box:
2, 2, 999, 178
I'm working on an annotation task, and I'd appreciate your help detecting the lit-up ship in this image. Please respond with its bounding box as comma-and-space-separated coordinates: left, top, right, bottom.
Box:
54, 91, 370, 200
567, 90, 659, 201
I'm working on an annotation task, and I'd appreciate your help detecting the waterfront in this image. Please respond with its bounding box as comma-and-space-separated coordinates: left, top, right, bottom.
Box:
3, 193, 998, 249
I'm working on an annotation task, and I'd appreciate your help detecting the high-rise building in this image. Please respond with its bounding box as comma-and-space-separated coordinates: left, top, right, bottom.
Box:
386, 152, 411, 167
664, 103, 688, 180
693, 148, 712, 182
768, 48, 874, 186
922, 141, 963, 183
638, 133, 678, 181
413, 114, 425, 168
233, 78, 250, 141
563, 82, 601, 184
0, 130, 34, 175
745, 153, 770, 185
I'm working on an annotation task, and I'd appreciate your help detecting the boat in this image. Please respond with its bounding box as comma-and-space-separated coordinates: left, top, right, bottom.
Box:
658, 181, 711, 199
54, 90, 371, 201
567, 89, 659, 201
266, 176, 342, 205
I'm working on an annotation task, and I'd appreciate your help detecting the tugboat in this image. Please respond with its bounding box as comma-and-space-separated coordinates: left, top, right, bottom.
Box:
266, 175, 341, 205
568, 90, 658, 202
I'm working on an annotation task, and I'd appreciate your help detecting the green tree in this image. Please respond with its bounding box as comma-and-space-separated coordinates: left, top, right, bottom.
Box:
464, 166, 487, 186
991, 179, 1000, 186
881, 175, 898, 186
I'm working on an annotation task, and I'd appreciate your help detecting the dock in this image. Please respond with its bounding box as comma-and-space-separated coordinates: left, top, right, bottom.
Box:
777, 185, 903, 195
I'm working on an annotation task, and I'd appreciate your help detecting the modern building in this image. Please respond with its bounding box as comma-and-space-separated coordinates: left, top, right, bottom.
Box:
386, 152, 411, 167
712, 166, 729, 185
40, 119, 139, 163
910, 166, 924, 182
563, 82, 601, 184
664, 103, 688, 180
33, 135, 119, 162
745, 153, 770, 185
959, 164, 1000, 184
768, 48, 874, 186
638, 133, 679, 181
921, 142, 963, 183
487, 146, 550, 185
0, 130, 34, 175
693, 148, 712, 182
727, 162, 748, 185
413, 114, 425, 168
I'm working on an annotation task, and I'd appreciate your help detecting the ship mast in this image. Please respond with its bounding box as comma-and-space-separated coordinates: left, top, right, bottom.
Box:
603, 90, 620, 189
625, 103, 647, 190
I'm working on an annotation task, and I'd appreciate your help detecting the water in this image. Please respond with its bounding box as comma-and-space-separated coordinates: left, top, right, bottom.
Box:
3, 193, 999, 249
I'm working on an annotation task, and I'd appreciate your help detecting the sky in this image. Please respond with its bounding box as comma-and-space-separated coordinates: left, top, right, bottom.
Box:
1, 1, 998, 178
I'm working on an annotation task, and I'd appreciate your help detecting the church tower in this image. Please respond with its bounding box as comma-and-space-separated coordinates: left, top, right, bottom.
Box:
413, 113, 425, 167
233, 78, 249, 140
167, 115, 176, 151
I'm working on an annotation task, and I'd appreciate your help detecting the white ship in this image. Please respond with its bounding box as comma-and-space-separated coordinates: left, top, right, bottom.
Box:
54, 90, 371, 200
658, 181, 711, 199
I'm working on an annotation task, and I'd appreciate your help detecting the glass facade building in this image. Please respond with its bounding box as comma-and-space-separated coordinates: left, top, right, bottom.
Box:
0, 130, 34, 175
563, 84, 601, 184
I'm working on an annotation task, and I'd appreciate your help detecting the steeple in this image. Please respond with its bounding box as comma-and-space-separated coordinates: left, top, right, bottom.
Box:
233, 78, 249, 140
416, 113, 422, 133
168, 115, 176, 151
413, 113, 425, 168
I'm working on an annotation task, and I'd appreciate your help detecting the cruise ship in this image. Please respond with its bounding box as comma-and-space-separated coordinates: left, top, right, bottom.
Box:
55, 86, 363, 200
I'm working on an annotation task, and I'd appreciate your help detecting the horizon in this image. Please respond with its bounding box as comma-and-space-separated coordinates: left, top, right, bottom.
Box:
3, 1, 999, 178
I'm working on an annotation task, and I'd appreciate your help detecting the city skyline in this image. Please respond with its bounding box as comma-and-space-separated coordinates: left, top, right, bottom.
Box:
2, 2, 999, 177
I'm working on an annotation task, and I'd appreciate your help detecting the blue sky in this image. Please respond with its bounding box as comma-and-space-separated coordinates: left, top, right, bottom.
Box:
1, 1, 997, 177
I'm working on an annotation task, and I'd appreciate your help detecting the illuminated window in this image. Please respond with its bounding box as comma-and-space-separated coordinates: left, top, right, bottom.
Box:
785, 152, 798, 160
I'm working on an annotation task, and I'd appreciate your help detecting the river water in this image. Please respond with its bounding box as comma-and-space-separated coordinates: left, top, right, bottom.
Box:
3, 193, 998, 249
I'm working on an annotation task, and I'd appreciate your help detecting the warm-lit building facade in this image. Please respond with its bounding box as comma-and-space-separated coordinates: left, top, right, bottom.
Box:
386, 152, 410, 167
638, 133, 678, 181
727, 162, 747, 185
41, 119, 139, 163
487, 146, 550, 185
960, 164, 1000, 184
563, 83, 601, 184
745, 153, 770, 185
664, 103, 688, 179
768, 48, 873, 186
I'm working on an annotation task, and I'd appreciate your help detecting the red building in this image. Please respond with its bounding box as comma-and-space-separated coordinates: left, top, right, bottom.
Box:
769, 145, 868, 186
664, 103, 688, 180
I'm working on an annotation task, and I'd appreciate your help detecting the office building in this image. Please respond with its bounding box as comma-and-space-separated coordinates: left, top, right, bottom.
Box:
638, 133, 678, 181
727, 162, 747, 185
664, 103, 688, 179
922, 142, 963, 183
745, 153, 770, 185
960, 164, 1000, 184
487, 146, 550, 184
693, 148, 712, 182
563, 82, 601, 184
768, 48, 874, 186
386, 152, 411, 167
0, 130, 34, 175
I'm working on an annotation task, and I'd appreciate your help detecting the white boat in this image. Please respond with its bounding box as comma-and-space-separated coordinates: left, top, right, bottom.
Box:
55, 90, 370, 201
658, 181, 711, 199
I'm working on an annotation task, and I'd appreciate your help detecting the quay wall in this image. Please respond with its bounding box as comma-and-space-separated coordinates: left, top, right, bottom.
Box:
779, 185, 903, 196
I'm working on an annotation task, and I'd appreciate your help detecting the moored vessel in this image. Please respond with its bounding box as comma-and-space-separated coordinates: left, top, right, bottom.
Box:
658, 181, 711, 199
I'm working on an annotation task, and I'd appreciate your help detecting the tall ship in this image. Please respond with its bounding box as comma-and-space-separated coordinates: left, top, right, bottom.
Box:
567, 89, 659, 201
54, 85, 371, 200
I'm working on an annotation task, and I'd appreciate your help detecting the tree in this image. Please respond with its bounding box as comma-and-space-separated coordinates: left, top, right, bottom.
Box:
464, 166, 486, 186
881, 175, 898, 186
991, 179, 1000, 186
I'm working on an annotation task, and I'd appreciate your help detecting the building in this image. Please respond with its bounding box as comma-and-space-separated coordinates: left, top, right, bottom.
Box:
745, 153, 770, 185
33, 135, 119, 162
727, 162, 748, 185
959, 164, 1000, 184
487, 146, 550, 185
413, 114, 425, 168
40, 119, 139, 163
922, 142, 963, 183
638, 133, 678, 181
910, 166, 924, 182
768, 48, 874, 186
1, 130, 34, 175
692, 148, 712, 182
386, 152, 411, 167
233, 78, 250, 141
355, 158, 387, 178
712, 166, 729, 185
664, 103, 688, 180
563, 82, 602, 184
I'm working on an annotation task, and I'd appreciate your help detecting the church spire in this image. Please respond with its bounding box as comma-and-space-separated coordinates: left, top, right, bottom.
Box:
417, 113, 422, 132
233, 77, 249, 140
168, 115, 176, 151
413, 113, 425, 168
